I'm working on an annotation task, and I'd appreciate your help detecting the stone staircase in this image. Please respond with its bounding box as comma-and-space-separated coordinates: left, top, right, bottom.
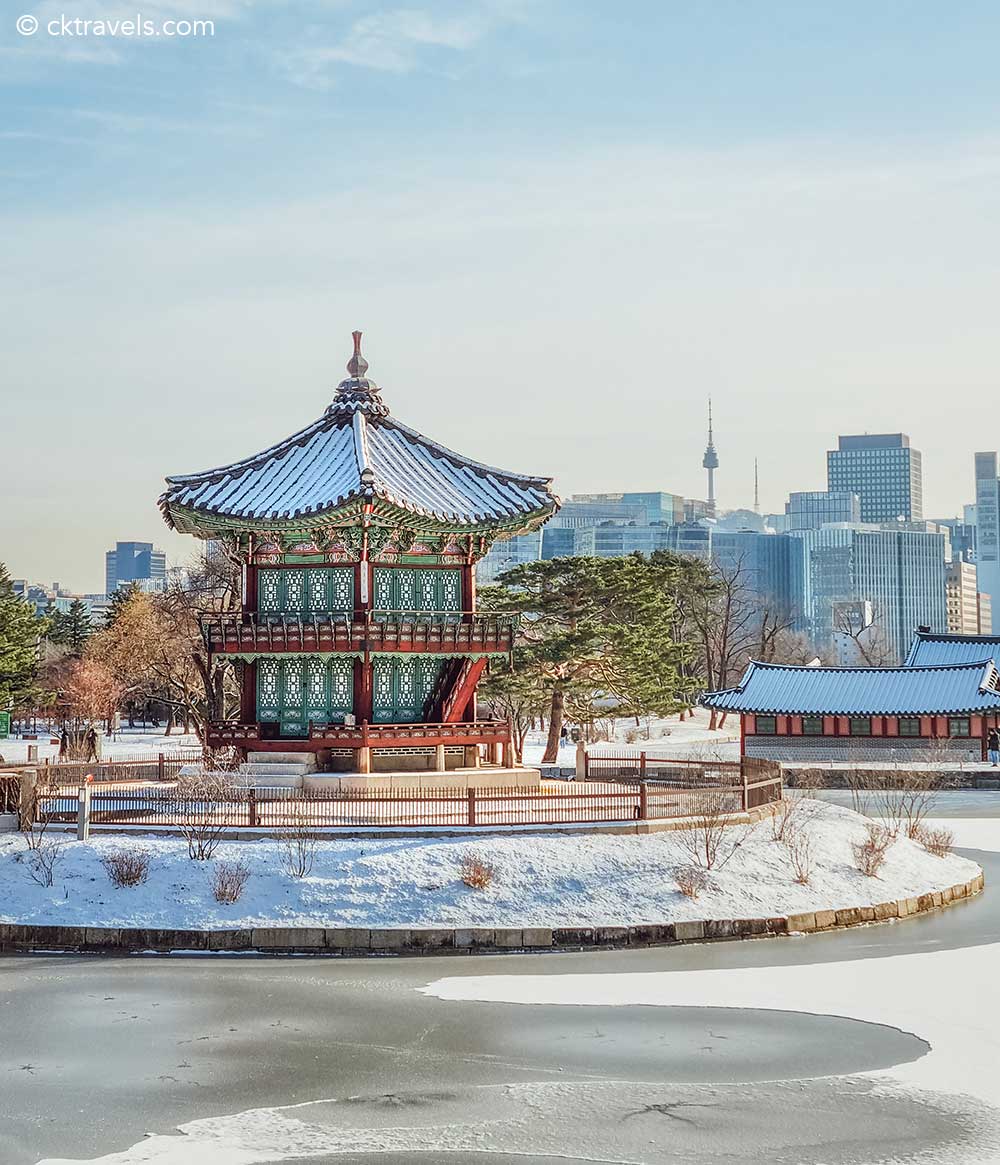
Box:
235, 750, 317, 790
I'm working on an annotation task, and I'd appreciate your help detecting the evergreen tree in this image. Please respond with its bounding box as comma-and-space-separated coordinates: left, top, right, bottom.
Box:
47, 598, 93, 656
483, 554, 700, 761
0, 563, 49, 711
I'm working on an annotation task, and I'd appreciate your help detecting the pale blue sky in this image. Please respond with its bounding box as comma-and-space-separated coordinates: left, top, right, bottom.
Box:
3, 2, 1000, 590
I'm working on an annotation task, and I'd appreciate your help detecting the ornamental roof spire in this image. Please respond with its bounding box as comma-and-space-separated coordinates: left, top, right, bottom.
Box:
328, 329, 389, 417
346, 329, 368, 378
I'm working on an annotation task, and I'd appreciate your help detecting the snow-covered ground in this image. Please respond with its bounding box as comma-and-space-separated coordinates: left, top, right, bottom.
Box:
0, 728, 201, 766
521, 706, 740, 765
0, 802, 978, 930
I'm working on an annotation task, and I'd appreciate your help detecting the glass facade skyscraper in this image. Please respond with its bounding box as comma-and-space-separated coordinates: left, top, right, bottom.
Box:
790, 525, 946, 662
785, 490, 860, 530
827, 434, 923, 522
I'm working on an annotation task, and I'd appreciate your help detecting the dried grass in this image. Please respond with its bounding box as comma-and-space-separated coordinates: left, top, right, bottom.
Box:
460, 852, 495, 890
674, 864, 709, 899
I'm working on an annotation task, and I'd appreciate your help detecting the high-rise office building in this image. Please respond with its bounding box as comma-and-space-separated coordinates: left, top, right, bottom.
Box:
790, 525, 946, 662
975, 452, 1000, 608
785, 490, 861, 530
477, 531, 543, 585
105, 541, 167, 596
827, 434, 923, 522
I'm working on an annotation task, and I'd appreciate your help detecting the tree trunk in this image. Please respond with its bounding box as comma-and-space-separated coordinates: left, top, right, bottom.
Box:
708, 708, 719, 730
718, 711, 728, 729
541, 689, 565, 763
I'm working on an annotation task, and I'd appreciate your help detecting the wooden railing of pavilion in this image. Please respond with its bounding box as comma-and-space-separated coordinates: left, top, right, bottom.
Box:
205, 718, 512, 750
200, 610, 519, 656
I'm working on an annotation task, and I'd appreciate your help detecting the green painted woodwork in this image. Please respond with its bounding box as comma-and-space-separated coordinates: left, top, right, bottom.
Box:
257, 656, 354, 737
372, 656, 448, 723
372, 567, 461, 613
258, 567, 354, 614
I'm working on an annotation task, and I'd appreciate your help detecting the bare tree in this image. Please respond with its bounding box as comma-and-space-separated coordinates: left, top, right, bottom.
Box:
677, 790, 753, 870
170, 771, 236, 860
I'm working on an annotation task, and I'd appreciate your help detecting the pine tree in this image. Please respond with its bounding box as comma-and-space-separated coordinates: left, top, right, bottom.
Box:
0, 563, 49, 711
46, 597, 93, 656
104, 583, 140, 629
483, 554, 699, 762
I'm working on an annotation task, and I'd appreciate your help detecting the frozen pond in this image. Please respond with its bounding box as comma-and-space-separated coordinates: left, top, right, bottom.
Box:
3, 811, 1000, 1163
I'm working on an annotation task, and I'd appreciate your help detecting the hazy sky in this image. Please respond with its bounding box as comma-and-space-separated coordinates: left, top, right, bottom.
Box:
3, 1, 1000, 592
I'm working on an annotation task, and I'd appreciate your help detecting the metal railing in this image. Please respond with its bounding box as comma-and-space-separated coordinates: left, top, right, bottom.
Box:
584, 753, 783, 812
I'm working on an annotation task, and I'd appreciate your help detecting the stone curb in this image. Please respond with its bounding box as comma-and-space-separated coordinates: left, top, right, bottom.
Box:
0, 873, 983, 957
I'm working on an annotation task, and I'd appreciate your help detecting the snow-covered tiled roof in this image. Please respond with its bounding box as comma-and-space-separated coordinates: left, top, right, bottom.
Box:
161, 333, 559, 537
700, 659, 1000, 715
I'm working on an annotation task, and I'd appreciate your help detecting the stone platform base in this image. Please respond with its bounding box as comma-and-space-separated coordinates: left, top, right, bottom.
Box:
303, 766, 540, 793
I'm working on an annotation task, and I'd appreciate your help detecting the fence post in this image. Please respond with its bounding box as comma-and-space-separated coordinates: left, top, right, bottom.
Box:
639, 781, 648, 821
17, 768, 37, 832
76, 782, 92, 842
27, 744, 38, 763
640, 752, 647, 781
741, 763, 749, 812
248, 787, 258, 828
158, 752, 165, 781
467, 787, 476, 827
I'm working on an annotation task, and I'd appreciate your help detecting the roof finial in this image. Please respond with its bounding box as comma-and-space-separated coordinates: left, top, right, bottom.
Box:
347, 330, 369, 379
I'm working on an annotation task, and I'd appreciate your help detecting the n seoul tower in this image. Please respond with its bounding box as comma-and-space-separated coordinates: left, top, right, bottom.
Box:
702, 398, 719, 518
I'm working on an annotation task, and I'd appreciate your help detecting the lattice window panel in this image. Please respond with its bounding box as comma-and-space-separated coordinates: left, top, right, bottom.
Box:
418, 571, 437, 610
259, 570, 281, 613
373, 659, 394, 717
282, 659, 303, 706
257, 658, 280, 720
374, 569, 394, 609
305, 657, 328, 721
307, 570, 328, 611
330, 657, 353, 710
397, 568, 416, 609
284, 571, 305, 612
440, 571, 460, 612
330, 569, 353, 610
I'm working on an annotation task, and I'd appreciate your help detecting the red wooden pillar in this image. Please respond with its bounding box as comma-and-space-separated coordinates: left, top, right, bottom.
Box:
354, 658, 373, 723
240, 661, 257, 724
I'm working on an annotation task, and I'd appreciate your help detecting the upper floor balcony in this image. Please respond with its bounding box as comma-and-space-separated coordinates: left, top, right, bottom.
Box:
201, 609, 520, 657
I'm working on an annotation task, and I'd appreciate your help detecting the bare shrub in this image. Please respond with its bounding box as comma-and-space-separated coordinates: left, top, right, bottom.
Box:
278, 803, 318, 879
678, 790, 752, 871
913, 824, 954, 858
213, 858, 251, 903
786, 833, 814, 884
460, 852, 495, 890
852, 822, 893, 877
170, 772, 235, 860
846, 770, 941, 840
769, 794, 823, 842
24, 778, 60, 851
100, 846, 150, 888
26, 838, 64, 887
674, 864, 709, 899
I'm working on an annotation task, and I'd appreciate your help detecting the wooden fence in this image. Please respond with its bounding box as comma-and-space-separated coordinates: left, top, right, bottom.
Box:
34, 772, 780, 833
584, 754, 782, 811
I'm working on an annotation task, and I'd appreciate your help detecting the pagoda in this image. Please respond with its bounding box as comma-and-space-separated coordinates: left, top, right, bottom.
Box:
160, 332, 558, 776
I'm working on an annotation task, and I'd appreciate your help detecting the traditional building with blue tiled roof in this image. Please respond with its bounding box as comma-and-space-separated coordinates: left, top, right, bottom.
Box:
161, 332, 560, 777
701, 637, 1000, 764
